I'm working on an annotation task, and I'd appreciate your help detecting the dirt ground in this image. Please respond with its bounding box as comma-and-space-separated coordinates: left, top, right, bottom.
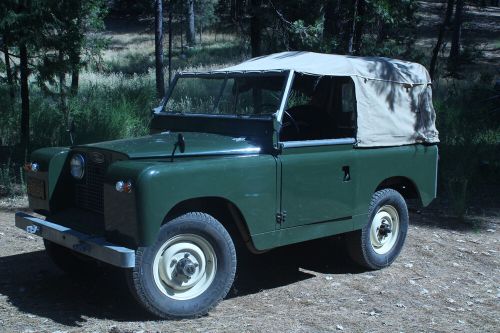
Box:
0, 204, 498, 333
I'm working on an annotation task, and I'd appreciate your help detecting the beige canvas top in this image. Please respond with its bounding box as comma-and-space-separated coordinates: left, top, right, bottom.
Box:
215, 51, 440, 147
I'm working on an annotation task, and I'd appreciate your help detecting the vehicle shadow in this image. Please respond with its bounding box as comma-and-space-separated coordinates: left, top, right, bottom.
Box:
230, 236, 363, 298
0, 237, 362, 325
0, 250, 153, 326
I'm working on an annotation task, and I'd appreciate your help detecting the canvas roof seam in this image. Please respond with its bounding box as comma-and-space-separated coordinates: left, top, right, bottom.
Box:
181, 70, 430, 86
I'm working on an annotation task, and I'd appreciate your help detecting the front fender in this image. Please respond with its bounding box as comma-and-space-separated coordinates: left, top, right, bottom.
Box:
28, 147, 70, 212
105, 155, 277, 247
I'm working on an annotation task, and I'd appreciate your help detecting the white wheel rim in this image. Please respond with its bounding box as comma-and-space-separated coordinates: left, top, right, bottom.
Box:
152, 234, 217, 300
370, 205, 400, 255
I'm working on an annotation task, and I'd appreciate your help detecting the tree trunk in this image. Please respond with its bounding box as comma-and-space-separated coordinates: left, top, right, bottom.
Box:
19, 44, 30, 159
450, 0, 464, 61
323, 0, 336, 42
230, 0, 237, 21
58, 51, 68, 115
155, 0, 165, 98
353, 0, 365, 55
323, 0, 351, 53
347, 0, 359, 55
375, 19, 386, 48
2, 39, 15, 100
250, 0, 262, 57
70, 52, 80, 95
168, 0, 173, 85
186, 0, 196, 46
429, 0, 455, 80
71, 68, 79, 96
180, 16, 184, 53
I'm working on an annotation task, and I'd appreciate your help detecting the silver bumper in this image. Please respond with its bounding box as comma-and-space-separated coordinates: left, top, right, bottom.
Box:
15, 211, 135, 268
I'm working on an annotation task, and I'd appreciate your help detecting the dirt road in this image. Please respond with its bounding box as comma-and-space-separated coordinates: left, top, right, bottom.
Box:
0, 207, 498, 333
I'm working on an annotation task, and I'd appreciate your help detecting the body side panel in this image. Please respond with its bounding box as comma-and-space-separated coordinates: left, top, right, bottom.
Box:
278, 143, 355, 228
106, 155, 278, 248
351, 144, 438, 228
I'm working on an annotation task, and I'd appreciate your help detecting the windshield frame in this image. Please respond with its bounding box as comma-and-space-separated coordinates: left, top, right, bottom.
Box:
157, 70, 294, 121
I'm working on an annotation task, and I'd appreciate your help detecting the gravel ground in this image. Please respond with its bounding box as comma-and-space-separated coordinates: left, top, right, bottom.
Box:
0, 206, 499, 333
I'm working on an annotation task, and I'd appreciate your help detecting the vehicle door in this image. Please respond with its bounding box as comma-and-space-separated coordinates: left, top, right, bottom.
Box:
277, 75, 357, 228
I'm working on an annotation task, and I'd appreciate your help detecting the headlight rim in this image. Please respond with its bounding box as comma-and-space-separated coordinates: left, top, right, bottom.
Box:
70, 153, 85, 179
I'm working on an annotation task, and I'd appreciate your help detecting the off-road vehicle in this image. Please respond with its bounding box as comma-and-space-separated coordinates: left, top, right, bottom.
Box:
16, 51, 439, 318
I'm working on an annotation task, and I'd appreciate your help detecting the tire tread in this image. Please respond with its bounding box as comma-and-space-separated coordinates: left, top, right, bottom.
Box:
347, 189, 408, 270
126, 212, 236, 319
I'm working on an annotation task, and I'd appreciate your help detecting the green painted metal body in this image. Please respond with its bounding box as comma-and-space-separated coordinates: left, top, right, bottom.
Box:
26, 130, 437, 251
24, 70, 438, 253
28, 147, 70, 212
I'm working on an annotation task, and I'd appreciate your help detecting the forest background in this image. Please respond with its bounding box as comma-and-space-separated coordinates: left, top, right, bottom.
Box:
0, 0, 499, 217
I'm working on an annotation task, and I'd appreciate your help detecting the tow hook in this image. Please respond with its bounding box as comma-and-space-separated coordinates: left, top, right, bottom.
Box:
26, 225, 40, 234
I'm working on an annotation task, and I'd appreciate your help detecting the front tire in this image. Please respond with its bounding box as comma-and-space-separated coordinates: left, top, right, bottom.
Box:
347, 189, 409, 270
126, 212, 236, 319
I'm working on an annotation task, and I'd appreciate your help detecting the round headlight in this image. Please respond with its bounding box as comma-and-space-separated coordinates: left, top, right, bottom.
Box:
70, 154, 85, 179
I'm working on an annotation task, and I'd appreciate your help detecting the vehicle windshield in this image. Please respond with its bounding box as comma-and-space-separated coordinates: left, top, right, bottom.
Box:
162, 73, 287, 116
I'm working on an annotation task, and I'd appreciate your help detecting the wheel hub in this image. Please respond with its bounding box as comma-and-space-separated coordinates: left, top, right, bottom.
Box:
378, 221, 392, 237
370, 205, 400, 255
152, 234, 217, 300
175, 254, 198, 278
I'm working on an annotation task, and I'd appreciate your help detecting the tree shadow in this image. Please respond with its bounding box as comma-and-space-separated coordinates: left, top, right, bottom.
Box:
410, 208, 497, 233
0, 237, 362, 325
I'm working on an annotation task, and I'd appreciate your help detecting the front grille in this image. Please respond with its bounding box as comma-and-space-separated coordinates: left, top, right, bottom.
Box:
75, 153, 107, 214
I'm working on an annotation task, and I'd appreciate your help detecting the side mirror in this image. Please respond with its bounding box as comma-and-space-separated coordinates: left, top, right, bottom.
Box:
152, 97, 166, 115
152, 105, 163, 114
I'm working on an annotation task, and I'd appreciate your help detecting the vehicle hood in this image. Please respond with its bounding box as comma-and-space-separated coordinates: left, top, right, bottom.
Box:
75, 132, 261, 159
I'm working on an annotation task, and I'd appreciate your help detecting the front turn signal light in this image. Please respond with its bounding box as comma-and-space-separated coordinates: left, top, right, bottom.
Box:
115, 180, 133, 193
24, 162, 39, 172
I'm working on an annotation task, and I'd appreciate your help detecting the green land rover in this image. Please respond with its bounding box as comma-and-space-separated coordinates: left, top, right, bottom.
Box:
16, 51, 439, 318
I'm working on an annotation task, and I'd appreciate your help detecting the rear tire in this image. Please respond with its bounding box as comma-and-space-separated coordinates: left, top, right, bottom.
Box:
126, 212, 236, 319
346, 189, 409, 270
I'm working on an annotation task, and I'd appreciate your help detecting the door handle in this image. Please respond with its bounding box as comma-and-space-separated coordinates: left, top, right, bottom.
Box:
342, 166, 351, 182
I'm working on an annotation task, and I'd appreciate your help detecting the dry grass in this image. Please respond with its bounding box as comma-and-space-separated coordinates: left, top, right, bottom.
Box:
0, 195, 27, 211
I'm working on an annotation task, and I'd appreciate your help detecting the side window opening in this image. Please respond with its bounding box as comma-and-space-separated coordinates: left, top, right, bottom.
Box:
280, 74, 357, 142
336, 80, 357, 134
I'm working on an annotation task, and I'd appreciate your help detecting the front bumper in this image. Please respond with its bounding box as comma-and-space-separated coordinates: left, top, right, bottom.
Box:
15, 211, 135, 268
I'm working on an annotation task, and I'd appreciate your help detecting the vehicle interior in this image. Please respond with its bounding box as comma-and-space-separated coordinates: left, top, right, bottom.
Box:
280, 74, 357, 142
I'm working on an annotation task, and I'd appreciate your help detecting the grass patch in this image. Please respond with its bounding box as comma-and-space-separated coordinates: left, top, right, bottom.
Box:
101, 32, 245, 76
0, 163, 25, 198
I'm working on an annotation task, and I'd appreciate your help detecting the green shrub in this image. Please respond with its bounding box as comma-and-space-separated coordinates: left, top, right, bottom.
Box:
434, 76, 500, 217
0, 163, 24, 198
26, 71, 156, 150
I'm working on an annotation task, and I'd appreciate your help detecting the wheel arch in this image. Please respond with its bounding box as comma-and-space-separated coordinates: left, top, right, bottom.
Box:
164, 196, 262, 254
375, 176, 422, 206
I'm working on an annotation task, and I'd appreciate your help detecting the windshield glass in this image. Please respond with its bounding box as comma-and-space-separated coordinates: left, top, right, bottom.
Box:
163, 74, 287, 116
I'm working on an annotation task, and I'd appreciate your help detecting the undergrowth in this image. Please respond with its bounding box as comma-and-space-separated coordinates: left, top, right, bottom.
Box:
0, 32, 498, 218
433, 73, 500, 219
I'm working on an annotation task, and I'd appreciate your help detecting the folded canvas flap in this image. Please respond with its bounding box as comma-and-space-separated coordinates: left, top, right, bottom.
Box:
213, 51, 440, 147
